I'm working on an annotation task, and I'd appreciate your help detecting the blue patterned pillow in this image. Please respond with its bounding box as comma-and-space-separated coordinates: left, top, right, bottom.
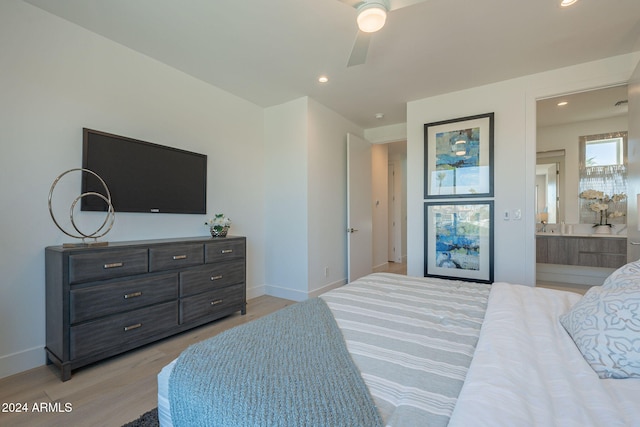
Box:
602, 259, 640, 289
560, 284, 640, 379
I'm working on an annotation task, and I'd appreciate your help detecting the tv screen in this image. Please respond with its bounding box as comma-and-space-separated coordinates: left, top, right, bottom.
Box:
81, 128, 207, 214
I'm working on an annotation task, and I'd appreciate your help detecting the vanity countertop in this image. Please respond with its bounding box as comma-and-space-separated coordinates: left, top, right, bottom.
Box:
536, 232, 626, 238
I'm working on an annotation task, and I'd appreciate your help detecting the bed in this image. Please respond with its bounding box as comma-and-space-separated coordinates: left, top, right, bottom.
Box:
158, 267, 640, 426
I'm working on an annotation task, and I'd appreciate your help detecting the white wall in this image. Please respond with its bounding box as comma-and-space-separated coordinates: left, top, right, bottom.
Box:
407, 52, 640, 284
264, 97, 364, 300
537, 116, 628, 224
0, 0, 265, 378
307, 98, 363, 296
263, 98, 309, 300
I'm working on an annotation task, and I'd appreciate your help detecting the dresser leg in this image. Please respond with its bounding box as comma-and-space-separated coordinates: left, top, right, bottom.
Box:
45, 348, 72, 381
60, 363, 72, 382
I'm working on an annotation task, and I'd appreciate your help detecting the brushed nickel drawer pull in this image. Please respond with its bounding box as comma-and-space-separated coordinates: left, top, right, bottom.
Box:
124, 323, 142, 332
124, 291, 142, 299
210, 299, 223, 306
210, 275, 223, 281
104, 262, 124, 269
221, 249, 233, 254
172, 255, 187, 260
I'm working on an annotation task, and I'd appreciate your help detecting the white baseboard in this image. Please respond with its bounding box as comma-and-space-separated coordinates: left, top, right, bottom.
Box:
264, 278, 347, 302
263, 284, 310, 302
246, 284, 265, 301
309, 279, 347, 298
0, 346, 47, 380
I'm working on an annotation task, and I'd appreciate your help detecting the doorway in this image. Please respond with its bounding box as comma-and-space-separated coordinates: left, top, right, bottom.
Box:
535, 85, 629, 289
372, 140, 407, 274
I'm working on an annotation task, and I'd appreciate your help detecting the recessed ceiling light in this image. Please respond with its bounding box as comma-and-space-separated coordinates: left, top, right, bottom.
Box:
560, 0, 578, 7
375, 113, 384, 120
557, 101, 568, 106
318, 76, 329, 83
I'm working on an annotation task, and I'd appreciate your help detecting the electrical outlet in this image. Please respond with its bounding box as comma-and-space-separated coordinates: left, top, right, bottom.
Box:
513, 209, 522, 220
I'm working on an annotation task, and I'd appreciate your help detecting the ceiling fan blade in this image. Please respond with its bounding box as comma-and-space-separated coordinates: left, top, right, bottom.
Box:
389, 0, 427, 11
337, 0, 365, 8
347, 31, 372, 67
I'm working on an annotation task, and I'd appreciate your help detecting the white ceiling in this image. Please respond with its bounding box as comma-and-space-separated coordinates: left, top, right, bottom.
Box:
537, 85, 629, 128
23, 0, 640, 129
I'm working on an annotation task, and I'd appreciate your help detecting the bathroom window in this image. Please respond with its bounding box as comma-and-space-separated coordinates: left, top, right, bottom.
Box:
584, 137, 624, 166
578, 132, 627, 224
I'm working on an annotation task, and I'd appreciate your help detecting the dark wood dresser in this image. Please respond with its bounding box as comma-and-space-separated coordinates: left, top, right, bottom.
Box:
45, 236, 246, 381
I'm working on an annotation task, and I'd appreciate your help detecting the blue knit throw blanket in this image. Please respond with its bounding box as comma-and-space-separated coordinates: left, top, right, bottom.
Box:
169, 297, 383, 427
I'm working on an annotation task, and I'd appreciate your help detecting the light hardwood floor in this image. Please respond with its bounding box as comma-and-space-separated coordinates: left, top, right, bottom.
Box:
374, 261, 407, 275
0, 295, 294, 427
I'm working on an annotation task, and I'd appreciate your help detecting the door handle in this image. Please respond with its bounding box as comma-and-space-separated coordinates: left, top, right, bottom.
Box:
347, 228, 359, 233
630, 242, 640, 245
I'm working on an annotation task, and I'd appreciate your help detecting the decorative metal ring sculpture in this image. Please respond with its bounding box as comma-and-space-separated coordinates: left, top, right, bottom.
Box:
48, 168, 115, 245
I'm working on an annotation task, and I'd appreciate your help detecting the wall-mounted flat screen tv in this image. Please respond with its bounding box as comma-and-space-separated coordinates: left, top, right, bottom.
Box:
81, 128, 207, 214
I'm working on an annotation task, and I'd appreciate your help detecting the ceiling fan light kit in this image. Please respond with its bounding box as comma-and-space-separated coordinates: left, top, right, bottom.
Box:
560, 0, 578, 7
356, 0, 389, 33
342, 0, 424, 67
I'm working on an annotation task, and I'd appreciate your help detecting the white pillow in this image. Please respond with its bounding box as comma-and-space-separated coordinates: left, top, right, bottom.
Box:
602, 259, 640, 289
560, 284, 640, 379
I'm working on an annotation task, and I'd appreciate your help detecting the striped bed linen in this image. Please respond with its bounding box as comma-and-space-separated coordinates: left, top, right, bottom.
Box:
320, 273, 490, 427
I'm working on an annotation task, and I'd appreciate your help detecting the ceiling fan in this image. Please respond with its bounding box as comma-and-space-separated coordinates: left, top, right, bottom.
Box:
339, 0, 428, 67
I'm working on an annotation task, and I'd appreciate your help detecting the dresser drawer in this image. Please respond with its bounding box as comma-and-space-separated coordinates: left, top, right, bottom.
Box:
180, 284, 245, 325
180, 260, 245, 296
70, 301, 178, 360
149, 243, 204, 272
205, 239, 245, 264
70, 273, 178, 324
69, 249, 148, 284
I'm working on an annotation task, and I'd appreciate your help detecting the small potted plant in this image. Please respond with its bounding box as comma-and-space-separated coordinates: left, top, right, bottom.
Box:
579, 190, 626, 234
205, 213, 231, 238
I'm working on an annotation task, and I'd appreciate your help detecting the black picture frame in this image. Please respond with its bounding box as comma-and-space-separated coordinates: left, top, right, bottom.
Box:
424, 113, 494, 199
424, 200, 494, 283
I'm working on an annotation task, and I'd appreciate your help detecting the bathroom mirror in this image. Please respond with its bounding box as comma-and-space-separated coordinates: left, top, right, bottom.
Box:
536, 151, 564, 224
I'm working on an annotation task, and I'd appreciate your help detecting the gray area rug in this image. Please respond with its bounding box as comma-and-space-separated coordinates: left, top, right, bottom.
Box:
122, 408, 159, 427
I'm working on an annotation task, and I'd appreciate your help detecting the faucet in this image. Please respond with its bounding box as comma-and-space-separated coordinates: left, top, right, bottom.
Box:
540, 220, 547, 233
615, 224, 627, 235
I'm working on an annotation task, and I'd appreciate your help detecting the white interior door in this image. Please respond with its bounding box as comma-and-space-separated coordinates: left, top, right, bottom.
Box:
347, 133, 372, 282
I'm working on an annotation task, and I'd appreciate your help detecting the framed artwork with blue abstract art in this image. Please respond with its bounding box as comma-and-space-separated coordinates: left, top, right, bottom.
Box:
424, 113, 494, 198
424, 201, 494, 283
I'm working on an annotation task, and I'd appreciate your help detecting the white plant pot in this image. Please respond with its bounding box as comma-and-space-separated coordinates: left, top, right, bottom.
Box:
594, 225, 612, 235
